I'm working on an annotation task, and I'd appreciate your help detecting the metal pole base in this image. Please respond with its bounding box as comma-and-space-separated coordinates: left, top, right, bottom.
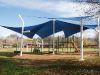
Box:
79, 58, 84, 61
20, 51, 22, 56
52, 51, 55, 55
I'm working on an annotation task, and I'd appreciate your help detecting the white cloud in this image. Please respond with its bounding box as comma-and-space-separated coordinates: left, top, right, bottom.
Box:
0, 0, 91, 17
0, 26, 27, 38
0, 26, 14, 38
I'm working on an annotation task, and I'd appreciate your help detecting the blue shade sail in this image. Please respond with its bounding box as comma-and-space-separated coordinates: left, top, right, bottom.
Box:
56, 20, 88, 38
0, 25, 43, 38
36, 20, 88, 38
36, 20, 62, 38
85, 25, 97, 29
0, 20, 88, 38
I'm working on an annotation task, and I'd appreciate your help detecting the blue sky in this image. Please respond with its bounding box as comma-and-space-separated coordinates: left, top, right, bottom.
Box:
0, 0, 92, 26
0, 0, 97, 38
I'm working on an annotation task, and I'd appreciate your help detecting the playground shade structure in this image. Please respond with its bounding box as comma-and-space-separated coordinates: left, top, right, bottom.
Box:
0, 20, 89, 38
85, 25, 97, 29
36, 20, 88, 38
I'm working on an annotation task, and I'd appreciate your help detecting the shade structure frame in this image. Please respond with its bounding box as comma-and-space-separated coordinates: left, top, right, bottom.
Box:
97, 17, 100, 56
52, 19, 56, 54
18, 14, 24, 56
0, 19, 90, 58
80, 19, 84, 61
0, 20, 89, 39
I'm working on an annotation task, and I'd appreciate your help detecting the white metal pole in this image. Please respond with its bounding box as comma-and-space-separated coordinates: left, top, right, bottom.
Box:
97, 18, 100, 56
41, 39, 43, 53
18, 14, 24, 56
16, 37, 18, 51
53, 19, 55, 54
80, 19, 84, 60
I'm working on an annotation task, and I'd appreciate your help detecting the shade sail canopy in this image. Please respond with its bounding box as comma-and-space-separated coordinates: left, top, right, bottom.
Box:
57, 20, 88, 37
0, 20, 88, 38
36, 20, 62, 38
0, 25, 34, 33
85, 25, 97, 29
0, 24, 44, 38
36, 20, 88, 38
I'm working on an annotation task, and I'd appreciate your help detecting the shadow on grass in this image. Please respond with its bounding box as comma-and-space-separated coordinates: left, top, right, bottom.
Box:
0, 52, 16, 57
0, 57, 100, 75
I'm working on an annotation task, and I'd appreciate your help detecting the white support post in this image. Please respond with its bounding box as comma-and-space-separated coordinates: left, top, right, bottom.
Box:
41, 39, 43, 53
98, 18, 100, 56
53, 19, 55, 54
19, 14, 24, 56
16, 37, 18, 51
80, 19, 84, 61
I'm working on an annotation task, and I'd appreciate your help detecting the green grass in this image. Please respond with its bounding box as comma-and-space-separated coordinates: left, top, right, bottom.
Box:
0, 56, 100, 75
0, 48, 100, 75
0, 47, 98, 53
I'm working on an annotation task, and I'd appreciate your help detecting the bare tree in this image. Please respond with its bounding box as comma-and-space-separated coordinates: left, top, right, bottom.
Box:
74, 0, 100, 16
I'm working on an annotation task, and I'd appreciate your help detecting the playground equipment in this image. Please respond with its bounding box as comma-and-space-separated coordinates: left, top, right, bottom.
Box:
36, 35, 81, 54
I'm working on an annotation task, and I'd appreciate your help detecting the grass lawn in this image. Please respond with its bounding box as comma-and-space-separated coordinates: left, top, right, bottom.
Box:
0, 47, 98, 53
0, 56, 100, 75
0, 48, 100, 75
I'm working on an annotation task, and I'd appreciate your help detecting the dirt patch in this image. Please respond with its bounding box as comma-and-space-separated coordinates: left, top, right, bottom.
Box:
13, 54, 79, 60
13, 52, 98, 61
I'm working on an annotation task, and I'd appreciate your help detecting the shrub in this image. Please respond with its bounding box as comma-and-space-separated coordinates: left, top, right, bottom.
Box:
14, 51, 20, 55
33, 48, 41, 54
